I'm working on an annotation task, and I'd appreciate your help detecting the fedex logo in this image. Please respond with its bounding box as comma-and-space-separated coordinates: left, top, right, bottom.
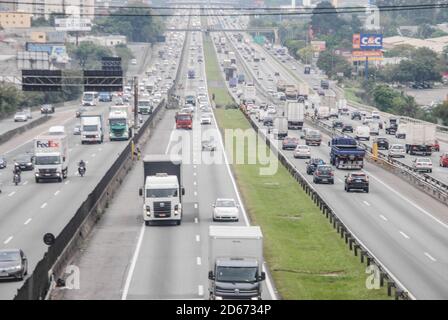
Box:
36, 140, 59, 148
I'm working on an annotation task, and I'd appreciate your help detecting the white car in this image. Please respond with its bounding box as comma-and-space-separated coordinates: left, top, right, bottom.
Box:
73, 125, 81, 135
388, 144, 406, 158
131, 59, 137, 65
14, 112, 28, 122
212, 198, 240, 222
200, 114, 212, 125
293, 145, 311, 159
412, 158, 433, 173
267, 106, 277, 114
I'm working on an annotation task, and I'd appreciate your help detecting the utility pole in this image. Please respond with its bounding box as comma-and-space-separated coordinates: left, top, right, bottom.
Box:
133, 76, 138, 136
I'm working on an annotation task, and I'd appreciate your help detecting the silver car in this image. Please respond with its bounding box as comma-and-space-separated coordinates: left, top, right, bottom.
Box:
14, 112, 28, 122
213, 198, 239, 222
388, 144, 406, 158
412, 158, 433, 173
0, 249, 28, 280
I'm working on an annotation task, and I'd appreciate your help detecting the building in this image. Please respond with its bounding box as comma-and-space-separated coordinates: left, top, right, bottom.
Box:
0, 12, 31, 28
331, 0, 369, 7
69, 35, 127, 46
383, 36, 448, 54
44, 0, 95, 19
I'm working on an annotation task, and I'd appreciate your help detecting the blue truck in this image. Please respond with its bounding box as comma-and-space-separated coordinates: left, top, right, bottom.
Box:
329, 136, 365, 169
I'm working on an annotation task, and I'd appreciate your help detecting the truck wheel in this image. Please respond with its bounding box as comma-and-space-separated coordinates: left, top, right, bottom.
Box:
35, 178, 39, 183
58, 177, 63, 183
177, 220, 181, 226
365, 187, 369, 193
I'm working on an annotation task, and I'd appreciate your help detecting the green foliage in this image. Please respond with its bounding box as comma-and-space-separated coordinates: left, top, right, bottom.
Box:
431, 102, 448, 126
93, 6, 165, 43
317, 50, 352, 78
67, 42, 113, 69
311, 1, 342, 36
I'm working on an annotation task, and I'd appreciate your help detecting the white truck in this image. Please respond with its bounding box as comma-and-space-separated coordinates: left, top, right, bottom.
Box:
33, 134, 68, 183
337, 99, 348, 115
243, 83, 256, 104
208, 226, 266, 300
80, 112, 104, 144
405, 124, 436, 156
317, 106, 330, 120
286, 102, 305, 130
355, 125, 370, 141
81, 91, 98, 106
273, 116, 288, 139
139, 155, 185, 226
138, 99, 152, 115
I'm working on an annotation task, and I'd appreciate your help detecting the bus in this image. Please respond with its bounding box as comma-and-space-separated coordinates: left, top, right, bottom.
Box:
82, 91, 98, 106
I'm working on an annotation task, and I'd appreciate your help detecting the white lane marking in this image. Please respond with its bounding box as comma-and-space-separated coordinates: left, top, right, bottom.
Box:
65, 180, 70, 185
206, 53, 277, 301
366, 171, 448, 230
54, 190, 60, 196
193, 172, 197, 176
40, 202, 47, 209
399, 231, 410, 239
22, 181, 28, 185
69, 148, 73, 152
379, 215, 388, 222
194, 203, 198, 209
424, 252, 437, 262
164, 124, 177, 154
196, 235, 200, 242
194, 217, 198, 224
337, 178, 343, 183
363, 201, 370, 207
8, 192, 15, 197
4, 236, 13, 244
122, 223, 146, 300
194, 191, 197, 196
24, 218, 32, 225
196, 257, 202, 265
193, 181, 197, 186
198, 285, 204, 296
98, 148, 102, 151
91, 154, 96, 158
193, 165, 197, 169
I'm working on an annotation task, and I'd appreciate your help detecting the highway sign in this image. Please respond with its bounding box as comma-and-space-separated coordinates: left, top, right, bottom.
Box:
55, 17, 92, 31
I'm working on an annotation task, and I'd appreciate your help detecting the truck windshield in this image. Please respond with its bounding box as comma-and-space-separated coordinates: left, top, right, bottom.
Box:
83, 125, 98, 132
177, 115, 191, 121
146, 189, 178, 198
35, 156, 61, 165
83, 94, 94, 101
110, 119, 126, 126
139, 101, 150, 107
216, 266, 258, 283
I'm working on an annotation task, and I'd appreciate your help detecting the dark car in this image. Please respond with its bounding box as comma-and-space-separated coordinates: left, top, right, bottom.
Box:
351, 111, 362, 120
306, 158, 325, 175
342, 124, 353, 133
344, 172, 369, 193
374, 137, 389, 150
14, 154, 34, 171
0, 156, 6, 169
263, 116, 273, 127
40, 104, 54, 114
282, 137, 300, 150
332, 120, 344, 129
313, 165, 335, 184
0, 249, 28, 280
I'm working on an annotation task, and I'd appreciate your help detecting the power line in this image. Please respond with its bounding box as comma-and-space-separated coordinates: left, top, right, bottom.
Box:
1, 0, 448, 14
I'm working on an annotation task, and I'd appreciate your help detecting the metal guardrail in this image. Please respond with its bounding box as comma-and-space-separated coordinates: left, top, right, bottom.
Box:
13, 98, 166, 300
306, 115, 448, 206
212, 32, 412, 300
238, 107, 412, 300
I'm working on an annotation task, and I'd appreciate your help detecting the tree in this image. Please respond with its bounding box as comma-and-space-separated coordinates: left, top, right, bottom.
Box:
431, 102, 448, 126
94, 6, 165, 43
311, 2, 342, 36
297, 46, 315, 64
317, 50, 352, 78
68, 42, 113, 69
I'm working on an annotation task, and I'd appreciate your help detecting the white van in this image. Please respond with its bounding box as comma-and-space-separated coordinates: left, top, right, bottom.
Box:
369, 122, 380, 135
48, 125, 65, 135
355, 125, 370, 141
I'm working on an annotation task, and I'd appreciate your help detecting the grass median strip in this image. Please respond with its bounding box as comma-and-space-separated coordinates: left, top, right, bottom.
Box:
203, 31, 389, 299
214, 109, 390, 299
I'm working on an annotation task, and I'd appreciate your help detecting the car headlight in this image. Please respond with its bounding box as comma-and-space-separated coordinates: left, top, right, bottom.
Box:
27, 162, 32, 166
214, 296, 223, 300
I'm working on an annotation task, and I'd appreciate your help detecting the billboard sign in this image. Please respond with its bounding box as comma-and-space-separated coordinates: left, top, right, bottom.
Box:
26, 42, 54, 54
311, 40, 326, 52
55, 17, 92, 31
353, 33, 383, 50
352, 50, 383, 61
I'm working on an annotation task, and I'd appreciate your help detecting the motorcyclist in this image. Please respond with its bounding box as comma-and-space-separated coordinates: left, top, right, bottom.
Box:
13, 165, 21, 185
78, 160, 86, 176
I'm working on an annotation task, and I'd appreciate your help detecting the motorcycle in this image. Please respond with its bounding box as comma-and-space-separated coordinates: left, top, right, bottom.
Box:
78, 165, 86, 177
13, 173, 21, 186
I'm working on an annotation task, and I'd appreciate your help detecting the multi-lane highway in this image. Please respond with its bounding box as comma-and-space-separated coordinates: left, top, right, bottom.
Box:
0, 36, 181, 299
211, 13, 448, 299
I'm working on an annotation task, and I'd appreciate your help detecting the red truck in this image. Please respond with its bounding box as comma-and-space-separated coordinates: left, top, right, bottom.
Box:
175, 112, 193, 129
